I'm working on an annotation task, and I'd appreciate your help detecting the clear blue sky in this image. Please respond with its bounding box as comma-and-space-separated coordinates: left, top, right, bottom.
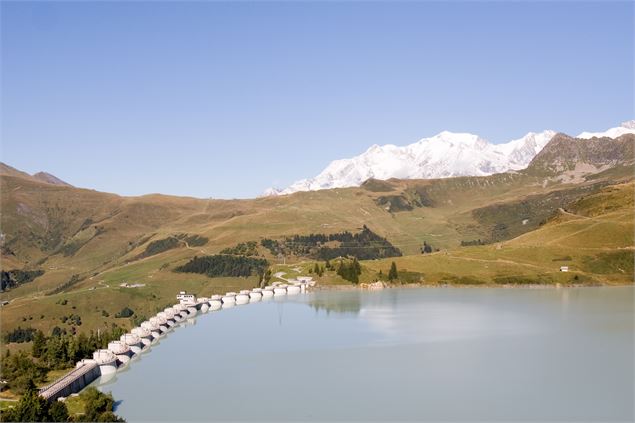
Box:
1, 1, 633, 198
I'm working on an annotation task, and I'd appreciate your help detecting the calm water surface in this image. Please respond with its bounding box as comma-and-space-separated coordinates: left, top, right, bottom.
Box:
99, 287, 634, 421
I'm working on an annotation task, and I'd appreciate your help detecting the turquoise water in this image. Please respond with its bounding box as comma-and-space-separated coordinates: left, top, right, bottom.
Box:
100, 286, 634, 421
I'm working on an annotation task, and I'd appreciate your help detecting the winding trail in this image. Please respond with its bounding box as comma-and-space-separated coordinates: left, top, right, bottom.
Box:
557, 208, 591, 220
545, 222, 602, 246
273, 272, 290, 282
446, 255, 549, 271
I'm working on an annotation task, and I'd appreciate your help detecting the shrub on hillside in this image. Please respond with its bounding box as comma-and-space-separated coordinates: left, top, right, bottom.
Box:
3, 327, 37, 343
115, 307, 134, 318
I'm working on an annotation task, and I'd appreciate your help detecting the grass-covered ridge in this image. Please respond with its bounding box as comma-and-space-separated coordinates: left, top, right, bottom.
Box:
471, 182, 611, 242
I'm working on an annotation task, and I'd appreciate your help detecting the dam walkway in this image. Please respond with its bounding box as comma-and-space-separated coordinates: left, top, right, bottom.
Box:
39, 361, 100, 402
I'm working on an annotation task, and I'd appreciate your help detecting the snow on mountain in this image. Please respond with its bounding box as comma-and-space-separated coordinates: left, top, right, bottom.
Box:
266, 121, 633, 196
270, 130, 556, 195
262, 187, 283, 196
576, 120, 635, 139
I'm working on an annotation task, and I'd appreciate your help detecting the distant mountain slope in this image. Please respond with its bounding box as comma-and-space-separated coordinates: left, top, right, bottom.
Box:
32, 172, 72, 186
270, 130, 556, 195
577, 120, 635, 139
364, 181, 634, 287
270, 121, 635, 195
1, 143, 633, 335
2, 128, 633, 281
0, 162, 32, 179
0, 162, 73, 187
524, 133, 635, 177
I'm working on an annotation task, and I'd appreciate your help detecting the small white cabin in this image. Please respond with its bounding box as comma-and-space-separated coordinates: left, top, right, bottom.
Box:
559, 266, 569, 272
176, 291, 196, 304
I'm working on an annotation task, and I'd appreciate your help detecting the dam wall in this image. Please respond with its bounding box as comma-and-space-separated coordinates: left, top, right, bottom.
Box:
39, 360, 100, 402
39, 278, 314, 401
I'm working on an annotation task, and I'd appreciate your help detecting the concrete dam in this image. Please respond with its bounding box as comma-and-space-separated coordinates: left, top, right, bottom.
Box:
39, 278, 314, 402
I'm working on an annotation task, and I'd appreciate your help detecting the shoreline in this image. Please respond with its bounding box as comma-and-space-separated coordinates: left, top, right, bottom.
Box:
312, 281, 634, 291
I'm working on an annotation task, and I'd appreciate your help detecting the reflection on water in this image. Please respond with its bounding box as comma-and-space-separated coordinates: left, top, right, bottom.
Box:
307, 290, 362, 316
103, 287, 634, 422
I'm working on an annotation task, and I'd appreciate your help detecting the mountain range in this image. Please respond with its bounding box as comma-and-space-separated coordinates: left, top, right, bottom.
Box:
267, 121, 635, 195
0, 127, 633, 335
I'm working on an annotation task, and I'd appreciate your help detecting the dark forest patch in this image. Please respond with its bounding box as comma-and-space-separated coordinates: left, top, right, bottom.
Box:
260, 226, 401, 261
175, 255, 268, 278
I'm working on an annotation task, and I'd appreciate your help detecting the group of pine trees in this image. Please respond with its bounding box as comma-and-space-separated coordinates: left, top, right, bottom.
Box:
1, 325, 126, 395
0, 383, 124, 422
304, 257, 401, 284
260, 226, 402, 261
3, 327, 37, 344
309, 263, 324, 276
0, 380, 69, 422
336, 258, 362, 283
1, 269, 44, 292
220, 241, 259, 256
317, 226, 402, 260
174, 255, 269, 278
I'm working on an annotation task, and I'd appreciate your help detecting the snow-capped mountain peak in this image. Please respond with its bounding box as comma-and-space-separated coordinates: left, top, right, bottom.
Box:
268, 129, 555, 195
261, 187, 283, 197
576, 120, 635, 139
429, 130, 486, 144
265, 122, 633, 196
621, 120, 635, 130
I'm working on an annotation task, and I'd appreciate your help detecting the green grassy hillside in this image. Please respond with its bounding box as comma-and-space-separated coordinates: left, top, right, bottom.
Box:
1, 149, 633, 337
365, 182, 634, 286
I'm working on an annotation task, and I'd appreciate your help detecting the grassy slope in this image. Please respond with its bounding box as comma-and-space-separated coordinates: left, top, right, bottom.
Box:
364, 182, 634, 286
1, 169, 632, 335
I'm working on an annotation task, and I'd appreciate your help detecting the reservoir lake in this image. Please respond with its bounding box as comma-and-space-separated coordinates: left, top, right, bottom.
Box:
98, 286, 634, 421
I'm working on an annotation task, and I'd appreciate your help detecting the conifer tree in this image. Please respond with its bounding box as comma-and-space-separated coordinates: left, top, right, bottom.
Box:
352, 258, 362, 276
48, 401, 69, 422
388, 261, 398, 281
31, 330, 46, 358
5, 379, 49, 422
